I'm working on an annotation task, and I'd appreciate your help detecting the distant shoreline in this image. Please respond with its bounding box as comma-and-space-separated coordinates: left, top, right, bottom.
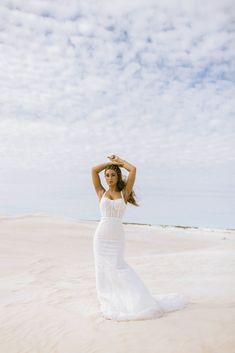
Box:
82, 219, 235, 232
0, 213, 234, 233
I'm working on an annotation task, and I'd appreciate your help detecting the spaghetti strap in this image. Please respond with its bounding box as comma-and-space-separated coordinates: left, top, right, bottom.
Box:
121, 190, 125, 203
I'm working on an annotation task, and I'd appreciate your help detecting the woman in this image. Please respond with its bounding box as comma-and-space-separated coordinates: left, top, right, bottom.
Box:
91, 154, 188, 321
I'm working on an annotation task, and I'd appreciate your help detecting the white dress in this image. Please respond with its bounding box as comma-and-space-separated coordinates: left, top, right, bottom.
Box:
93, 190, 188, 321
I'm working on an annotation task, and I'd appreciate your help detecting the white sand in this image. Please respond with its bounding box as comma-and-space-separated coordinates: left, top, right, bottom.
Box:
0, 215, 235, 353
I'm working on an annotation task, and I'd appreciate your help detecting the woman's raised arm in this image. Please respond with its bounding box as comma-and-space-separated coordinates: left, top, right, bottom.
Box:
91, 162, 112, 197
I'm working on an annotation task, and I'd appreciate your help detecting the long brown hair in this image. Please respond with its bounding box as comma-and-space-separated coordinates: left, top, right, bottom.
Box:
104, 164, 139, 207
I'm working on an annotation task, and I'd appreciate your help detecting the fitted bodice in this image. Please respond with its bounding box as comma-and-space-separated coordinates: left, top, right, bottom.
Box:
99, 190, 127, 219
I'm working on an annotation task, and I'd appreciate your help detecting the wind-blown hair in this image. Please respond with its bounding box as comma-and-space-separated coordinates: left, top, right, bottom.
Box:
104, 164, 139, 207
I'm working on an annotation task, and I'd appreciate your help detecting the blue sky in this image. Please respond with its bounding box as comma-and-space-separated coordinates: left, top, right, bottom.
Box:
0, 0, 234, 229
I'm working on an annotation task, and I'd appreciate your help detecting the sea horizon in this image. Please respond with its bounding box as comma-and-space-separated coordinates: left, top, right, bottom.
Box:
1, 212, 234, 233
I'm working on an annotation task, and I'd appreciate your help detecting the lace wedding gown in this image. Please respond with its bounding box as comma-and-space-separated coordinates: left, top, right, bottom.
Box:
93, 190, 188, 321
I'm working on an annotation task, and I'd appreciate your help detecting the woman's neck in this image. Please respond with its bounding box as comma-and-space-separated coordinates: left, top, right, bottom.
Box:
108, 187, 119, 192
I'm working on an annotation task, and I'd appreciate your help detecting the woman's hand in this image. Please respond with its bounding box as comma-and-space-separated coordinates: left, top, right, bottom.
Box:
107, 155, 124, 166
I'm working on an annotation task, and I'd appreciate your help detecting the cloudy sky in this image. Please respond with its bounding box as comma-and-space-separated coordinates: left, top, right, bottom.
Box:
0, 0, 234, 229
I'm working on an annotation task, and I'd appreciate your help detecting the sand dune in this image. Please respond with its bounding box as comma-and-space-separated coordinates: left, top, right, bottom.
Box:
0, 215, 235, 353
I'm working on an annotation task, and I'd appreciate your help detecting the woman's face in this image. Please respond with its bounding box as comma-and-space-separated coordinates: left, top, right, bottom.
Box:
105, 169, 118, 186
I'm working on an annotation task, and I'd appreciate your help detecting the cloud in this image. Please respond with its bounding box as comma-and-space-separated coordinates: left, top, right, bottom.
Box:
0, 0, 234, 212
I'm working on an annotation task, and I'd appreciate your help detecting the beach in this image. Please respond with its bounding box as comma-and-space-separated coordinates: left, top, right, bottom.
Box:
0, 214, 235, 353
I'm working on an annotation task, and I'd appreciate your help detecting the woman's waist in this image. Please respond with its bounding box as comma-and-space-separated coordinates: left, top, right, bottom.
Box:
100, 216, 123, 222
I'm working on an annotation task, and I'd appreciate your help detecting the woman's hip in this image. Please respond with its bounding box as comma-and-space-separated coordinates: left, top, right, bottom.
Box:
94, 219, 124, 240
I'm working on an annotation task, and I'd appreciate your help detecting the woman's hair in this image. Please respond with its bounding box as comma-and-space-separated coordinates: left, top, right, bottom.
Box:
104, 164, 139, 207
